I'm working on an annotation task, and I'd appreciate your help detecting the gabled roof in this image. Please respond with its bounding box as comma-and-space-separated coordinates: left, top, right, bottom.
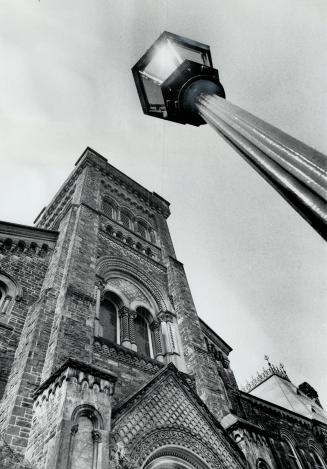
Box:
112, 362, 245, 467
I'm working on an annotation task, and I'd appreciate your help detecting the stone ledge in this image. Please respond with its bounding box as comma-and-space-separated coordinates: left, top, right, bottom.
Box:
93, 337, 164, 374
34, 358, 117, 401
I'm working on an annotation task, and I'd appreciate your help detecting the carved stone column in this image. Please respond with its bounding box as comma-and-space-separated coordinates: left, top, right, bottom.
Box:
129, 311, 137, 352
158, 311, 179, 364
150, 320, 164, 362
119, 306, 131, 349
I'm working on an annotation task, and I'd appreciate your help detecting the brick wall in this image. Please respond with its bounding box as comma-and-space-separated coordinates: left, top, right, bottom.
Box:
0, 245, 52, 399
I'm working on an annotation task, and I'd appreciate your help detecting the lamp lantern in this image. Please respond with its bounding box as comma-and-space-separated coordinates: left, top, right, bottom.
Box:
132, 31, 225, 126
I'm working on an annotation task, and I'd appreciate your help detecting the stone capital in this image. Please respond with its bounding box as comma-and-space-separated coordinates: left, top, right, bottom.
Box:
71, 424, 79, 435
150, 320, 160, 331
118, 306, 130, 317
158, 310, 174, 323
92, 430, 102, 443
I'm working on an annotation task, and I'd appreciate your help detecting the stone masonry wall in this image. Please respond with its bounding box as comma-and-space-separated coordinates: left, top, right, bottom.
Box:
165, 255, 230, 420
0, 245, 52, 399
240, 393, 327, 468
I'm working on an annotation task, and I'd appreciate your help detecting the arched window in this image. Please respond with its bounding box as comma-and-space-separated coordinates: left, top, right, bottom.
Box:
137, 220, 148, 239
281, 437, 303, 469
99, 299, 117, 343
149, 229, 157, 244
308, 450, 326, 469
103, 198, 116, 220
120, 210, 132, 229
69, 405, 103, 469
135, 307, 151, 357
0, 273, 22, 317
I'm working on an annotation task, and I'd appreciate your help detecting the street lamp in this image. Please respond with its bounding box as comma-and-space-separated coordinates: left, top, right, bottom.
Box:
132, 32, 327, 240
132, 31, 225, 126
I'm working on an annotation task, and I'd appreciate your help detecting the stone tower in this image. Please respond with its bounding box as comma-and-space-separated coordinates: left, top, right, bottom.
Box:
0, 148, 244, 469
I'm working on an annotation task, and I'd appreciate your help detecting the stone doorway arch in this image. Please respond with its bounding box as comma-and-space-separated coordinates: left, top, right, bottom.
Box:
143, 445, 213, 469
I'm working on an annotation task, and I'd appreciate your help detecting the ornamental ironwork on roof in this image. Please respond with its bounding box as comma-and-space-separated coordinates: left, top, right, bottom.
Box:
242, 357, 290, 393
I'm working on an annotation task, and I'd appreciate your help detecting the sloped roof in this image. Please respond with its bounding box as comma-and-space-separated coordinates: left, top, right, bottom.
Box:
248, 374, 327, 425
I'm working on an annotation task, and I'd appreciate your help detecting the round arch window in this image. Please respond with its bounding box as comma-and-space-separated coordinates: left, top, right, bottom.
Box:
99, 299, 118, 343
135, 307, 151, 357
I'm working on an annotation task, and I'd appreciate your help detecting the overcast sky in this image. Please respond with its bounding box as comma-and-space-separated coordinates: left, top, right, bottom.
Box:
0, 0, 326, 406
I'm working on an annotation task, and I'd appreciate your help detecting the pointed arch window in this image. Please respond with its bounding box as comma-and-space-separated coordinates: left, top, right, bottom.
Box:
135, 307, 152, 357
99, 299, 118, 343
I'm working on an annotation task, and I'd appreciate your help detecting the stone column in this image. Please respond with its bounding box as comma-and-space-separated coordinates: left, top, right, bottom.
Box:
158, 310, 179, 365
119, 306, 131, 349
129, 311, 137, 352
150, 320, 164, 362
94, 281, 105, 336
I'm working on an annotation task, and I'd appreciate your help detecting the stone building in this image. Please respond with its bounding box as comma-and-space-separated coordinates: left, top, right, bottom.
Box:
0, 147, 326, 469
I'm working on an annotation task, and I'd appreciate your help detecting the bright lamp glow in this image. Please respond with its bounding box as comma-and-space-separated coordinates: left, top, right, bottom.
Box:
143, 40, 183, 84
132, 31, 225, 125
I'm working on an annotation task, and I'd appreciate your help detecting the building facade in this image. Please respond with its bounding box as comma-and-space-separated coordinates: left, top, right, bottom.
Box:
0, 147, 326, 469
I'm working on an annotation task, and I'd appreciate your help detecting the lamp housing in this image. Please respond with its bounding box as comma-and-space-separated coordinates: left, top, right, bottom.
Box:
132, 31, 225, 126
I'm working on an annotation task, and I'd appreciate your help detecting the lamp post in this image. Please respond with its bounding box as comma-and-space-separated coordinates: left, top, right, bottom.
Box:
132, 31, 327, 240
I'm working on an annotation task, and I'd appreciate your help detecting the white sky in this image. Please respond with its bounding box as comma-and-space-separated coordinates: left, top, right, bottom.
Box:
0, 0, 326, 405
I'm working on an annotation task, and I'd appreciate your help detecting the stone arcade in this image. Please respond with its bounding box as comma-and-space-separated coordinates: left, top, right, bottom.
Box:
0, 148, 326, 468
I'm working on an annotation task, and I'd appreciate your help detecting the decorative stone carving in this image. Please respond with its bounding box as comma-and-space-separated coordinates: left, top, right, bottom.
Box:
119, 306, 131, 346
150, 321, 164, 358
157, 310, 174, 323
34, 358, 117, 405
71, 424, 79, 434
92, 430, 102, 443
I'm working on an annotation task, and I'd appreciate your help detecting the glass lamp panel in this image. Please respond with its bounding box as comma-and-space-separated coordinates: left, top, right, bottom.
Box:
144, 39, 182, 83
174, 43, 210, 66
141, 76, 165, 106
99, 300, 117, 343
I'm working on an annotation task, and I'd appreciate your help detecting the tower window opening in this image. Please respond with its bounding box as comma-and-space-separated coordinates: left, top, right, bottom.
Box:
137, 221, 148, 239
120, 210, 132, 229
99, 299, 118, 343
103, 198, 116, 220
135, 307, 151, 357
